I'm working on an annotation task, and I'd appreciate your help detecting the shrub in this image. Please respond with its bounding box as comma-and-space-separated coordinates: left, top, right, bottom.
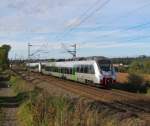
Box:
128, 73, 144, 85
127, 73, 147, 93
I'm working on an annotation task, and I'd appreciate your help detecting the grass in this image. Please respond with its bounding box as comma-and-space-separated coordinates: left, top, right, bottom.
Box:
10, 74, 148, 126
10, 75, 33, 94
17, 101, 33, 126
0, 108, 4, 125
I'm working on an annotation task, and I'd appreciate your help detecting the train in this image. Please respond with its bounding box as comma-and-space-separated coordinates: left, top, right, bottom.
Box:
26, 57, 116, 88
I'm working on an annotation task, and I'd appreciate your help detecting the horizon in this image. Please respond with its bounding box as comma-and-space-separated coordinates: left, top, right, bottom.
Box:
0, 0, 150, 59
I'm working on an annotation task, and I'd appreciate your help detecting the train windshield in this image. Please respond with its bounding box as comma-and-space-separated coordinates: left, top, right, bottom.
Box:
97, 60, 112, 72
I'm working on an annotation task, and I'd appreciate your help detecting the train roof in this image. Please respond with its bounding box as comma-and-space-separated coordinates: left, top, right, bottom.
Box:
27, 56, 110, 64
56, 56, 109, 62
42, 60, 96, 67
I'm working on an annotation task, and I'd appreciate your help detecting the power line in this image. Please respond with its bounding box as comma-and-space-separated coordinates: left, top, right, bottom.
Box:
57, 0, 150, 43
55, 0, 111, 42
84, 1, 150, 42
103, 1, 150, 25
101, 21, 150, 38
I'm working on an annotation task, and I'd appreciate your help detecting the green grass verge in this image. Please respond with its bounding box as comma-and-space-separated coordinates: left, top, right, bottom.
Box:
10, 74, 147, 126
17, 101, 33, 126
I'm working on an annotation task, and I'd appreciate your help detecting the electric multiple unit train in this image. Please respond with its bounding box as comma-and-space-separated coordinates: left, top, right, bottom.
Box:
27, 57, 116, 87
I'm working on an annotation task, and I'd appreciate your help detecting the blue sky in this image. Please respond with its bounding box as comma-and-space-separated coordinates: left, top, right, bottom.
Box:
0, 0, 150, 59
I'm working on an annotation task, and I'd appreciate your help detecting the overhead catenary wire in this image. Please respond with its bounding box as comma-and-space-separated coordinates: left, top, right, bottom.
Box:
102, 1, 150, 25
57, 0, 150, 42
58, 0, 150, 51
55, 0, 111, 42
83, 1, 150, 42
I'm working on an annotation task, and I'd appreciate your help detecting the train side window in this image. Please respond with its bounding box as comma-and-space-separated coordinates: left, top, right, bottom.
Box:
89, 65, 95, 74
45, 66, 47, 71
66, 68, 69, 74
64, 68, 66, 74
46, 66, 50, 71
68, 68, 70, 74
66, 68, 68, 74
42, 65, 45, 69
53, 67, 55, 72
58, 67, 60, 73
55, 67, 57, 72
70, 68, 72, 74
68, 68, 71, 74
80, 65, 84, 73
63, 67, 65, 73
87, 65, 91, 74
61, 67, 63, 73
51, 66, 53, 72
84, 65, 88, 73
47, 66, 49, 71
77, 65, 80, 73
49, 66, 51, 72
66, 67, 68, 74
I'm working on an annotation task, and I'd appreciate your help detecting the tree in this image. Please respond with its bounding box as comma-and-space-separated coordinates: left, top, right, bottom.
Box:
0, 44, 11, 70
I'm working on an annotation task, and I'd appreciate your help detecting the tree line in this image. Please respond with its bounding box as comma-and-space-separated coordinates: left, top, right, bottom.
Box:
112, 56, 150, 74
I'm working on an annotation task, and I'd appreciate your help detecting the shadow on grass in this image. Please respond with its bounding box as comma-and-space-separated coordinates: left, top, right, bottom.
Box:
111, 82, 148, 93
0, 86, 42, 108
0, 92, 29, 108
0, 74, 10, 82
0, 77, 10, 82
0, 81, 9, 88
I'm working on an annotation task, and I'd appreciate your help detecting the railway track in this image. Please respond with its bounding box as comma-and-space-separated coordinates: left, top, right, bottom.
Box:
15, 70, 150, 120
41, 75, 150, 112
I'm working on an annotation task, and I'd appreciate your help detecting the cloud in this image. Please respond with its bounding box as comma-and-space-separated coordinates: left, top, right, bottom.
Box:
0, 0, 150, 58
65, 18, 81, 28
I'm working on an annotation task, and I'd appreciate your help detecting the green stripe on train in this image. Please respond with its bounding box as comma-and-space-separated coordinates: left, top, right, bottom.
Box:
71, 66, 77, 81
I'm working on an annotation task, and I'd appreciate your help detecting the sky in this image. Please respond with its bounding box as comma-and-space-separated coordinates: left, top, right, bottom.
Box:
0, 0, 150, 59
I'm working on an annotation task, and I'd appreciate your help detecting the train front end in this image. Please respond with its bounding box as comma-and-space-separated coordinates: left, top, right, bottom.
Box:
97, 60, 116, 88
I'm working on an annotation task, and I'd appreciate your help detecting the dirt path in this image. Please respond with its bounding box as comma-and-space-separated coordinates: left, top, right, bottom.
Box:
0, 81, 18, 126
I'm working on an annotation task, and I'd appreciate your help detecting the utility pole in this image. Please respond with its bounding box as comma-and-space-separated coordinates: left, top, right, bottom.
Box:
72, 44, 76, 59
28, 43, 32, 79
62, 43, 77, 59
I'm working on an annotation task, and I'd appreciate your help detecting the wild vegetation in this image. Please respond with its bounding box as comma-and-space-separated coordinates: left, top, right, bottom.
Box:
9, 74, 147, 126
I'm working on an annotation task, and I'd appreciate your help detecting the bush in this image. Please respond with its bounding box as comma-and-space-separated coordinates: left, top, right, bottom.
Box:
127, 73, 147, 93
128, 73, 144, 85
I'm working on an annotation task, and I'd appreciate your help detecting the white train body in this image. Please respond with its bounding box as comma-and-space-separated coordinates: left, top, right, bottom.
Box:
26, 62, 41, 73
27, 58, 116, 87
